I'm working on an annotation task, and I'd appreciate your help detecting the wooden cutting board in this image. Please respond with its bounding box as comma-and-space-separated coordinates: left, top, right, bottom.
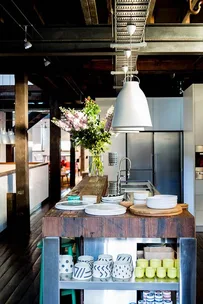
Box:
129, 204, 183, 217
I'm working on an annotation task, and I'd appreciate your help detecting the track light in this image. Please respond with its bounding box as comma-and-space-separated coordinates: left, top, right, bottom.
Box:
24, 25, 32, 49
44, 58, 51, 67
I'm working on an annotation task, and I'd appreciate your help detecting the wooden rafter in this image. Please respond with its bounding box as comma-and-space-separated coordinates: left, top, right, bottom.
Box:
182, 0, 203, 23
147, 0, 156, 24
80, 0, 98, 25
107, 0, 113, 24
33, 3, 45, 25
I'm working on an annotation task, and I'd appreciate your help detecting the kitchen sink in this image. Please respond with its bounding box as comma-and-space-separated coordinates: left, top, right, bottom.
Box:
120, 180, 155, 195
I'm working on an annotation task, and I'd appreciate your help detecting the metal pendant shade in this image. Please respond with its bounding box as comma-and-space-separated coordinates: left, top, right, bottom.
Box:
112, 80, 152, 132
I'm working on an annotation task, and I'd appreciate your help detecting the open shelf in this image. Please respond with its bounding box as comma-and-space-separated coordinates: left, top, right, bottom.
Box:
59, 277, 179, 291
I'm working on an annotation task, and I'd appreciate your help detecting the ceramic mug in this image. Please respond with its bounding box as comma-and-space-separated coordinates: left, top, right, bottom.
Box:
134, 266, 144, 278
136, 259, 148, 269
150, 259, 161, 269
145, 267, 155, 278
78, 255, 94, 269
59, 255, 74, 279
157, 267, 166, 279
167, 267, 177, 279
112, 260, 132, 281
73, 262, 92, 280
93, 261, 111, 279
98, 254, 113, 271
116, 253, 133, 273
163, 258, 174, 269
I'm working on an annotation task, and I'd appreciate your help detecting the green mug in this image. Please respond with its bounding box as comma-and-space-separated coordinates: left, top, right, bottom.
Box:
134, 266, 144, 278
157, 266, 166, 279
137, 259, 148, 268
145, 267, 155, 278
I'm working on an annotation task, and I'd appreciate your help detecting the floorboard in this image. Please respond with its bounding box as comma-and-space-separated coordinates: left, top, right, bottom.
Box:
0, 194, 203, 303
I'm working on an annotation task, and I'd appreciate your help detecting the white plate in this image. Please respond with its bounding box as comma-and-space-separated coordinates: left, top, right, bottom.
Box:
85, 203, 126, 216
55, 201, 89, 210
101, 199, 122, 204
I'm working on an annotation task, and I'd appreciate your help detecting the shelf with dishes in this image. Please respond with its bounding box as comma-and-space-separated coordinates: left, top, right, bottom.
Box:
59, 277, 179, 291
59, 243, 179, 291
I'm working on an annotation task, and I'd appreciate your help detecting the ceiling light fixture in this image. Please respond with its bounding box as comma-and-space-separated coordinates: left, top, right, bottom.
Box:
44, 58, 51, 67
124, 49, 131, 59
112, 19, 152, 133
24, 25, 32, 49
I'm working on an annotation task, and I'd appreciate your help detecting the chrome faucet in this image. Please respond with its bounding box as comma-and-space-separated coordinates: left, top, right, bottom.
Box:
117, 157, 131, 193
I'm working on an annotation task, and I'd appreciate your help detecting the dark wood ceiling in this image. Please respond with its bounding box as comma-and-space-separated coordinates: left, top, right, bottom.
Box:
0, 0, 203, 108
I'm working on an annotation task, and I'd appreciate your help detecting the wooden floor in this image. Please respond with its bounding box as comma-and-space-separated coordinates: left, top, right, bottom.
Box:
0, 199, 203, 303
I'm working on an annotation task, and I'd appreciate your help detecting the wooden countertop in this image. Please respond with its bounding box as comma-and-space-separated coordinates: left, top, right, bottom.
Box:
0, 162, 48, 177
42, 176, 195, 239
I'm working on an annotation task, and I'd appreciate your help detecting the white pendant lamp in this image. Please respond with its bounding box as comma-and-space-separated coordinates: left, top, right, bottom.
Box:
112, 76, 152, 132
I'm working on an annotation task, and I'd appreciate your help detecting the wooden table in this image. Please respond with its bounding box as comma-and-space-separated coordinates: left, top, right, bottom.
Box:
42, 176, 196, 304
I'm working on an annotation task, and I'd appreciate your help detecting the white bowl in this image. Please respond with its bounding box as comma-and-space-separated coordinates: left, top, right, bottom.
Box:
82, 195, 97, 204
154, 195, 178, 201
134, 199, 147, 205
133, 191, 149, 200
146, 196, 177, 209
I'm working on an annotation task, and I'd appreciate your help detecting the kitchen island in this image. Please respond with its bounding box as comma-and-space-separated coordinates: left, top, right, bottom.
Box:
42, 176, 196, 304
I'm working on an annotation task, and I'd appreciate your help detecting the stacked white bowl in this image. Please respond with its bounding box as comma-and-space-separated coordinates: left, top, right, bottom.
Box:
82, 195, 97, 204
101, 194, 124, 204
133, 191, 149, 205
146, 194, 178, 209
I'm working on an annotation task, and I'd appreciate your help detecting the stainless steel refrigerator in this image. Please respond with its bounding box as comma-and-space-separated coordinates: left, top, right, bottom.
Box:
127, 132, 183, 202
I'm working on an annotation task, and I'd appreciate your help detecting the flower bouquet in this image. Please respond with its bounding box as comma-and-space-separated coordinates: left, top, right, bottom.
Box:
52, 97, 114, 176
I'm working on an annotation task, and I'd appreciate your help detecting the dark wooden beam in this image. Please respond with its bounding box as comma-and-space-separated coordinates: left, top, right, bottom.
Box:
70, 137, 76, 187
107, 0, 113, 24
80, 0, 98, 25
49, 96, 61, 202
147, 0, 156, 24
33, 2, 45, 25
15, 72, 30, 233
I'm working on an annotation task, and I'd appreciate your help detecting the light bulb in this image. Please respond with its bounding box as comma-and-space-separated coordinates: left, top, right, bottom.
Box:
122, 66, 128, 74
124, 50, 131, 58
127, 24, 136, 36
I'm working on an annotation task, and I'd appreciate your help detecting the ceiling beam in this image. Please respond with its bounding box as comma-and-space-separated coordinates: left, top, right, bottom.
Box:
3, 24, 202, 42
80, 0, 98, 25
147, 0, 156, 24
1, 25, 203, 55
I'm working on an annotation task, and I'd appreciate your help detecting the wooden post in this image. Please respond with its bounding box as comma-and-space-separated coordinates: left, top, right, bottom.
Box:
80, 146, 85, 173
6, 112, 14, 162
15, 73, 30, 233
70, 136, 75, 187
49, 96, 61, 202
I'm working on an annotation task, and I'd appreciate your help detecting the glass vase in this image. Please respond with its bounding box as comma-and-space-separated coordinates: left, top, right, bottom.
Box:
90, 154, 104, 177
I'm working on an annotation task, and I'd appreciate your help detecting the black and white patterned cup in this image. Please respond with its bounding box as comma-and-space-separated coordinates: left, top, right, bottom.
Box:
116, 253, 133, 273
93, 261, 111, 279
98, 254, 113, 272
73, 262, 92, 280
112, 260, 132, 281
78, 255, 94, 269
59, 255, 74, 279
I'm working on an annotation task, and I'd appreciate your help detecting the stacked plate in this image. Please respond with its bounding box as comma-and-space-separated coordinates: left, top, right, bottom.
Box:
55, 200, 88, 210
146, 195, 178, 209
101, 194, 124, 204
85, 203, 126, 216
